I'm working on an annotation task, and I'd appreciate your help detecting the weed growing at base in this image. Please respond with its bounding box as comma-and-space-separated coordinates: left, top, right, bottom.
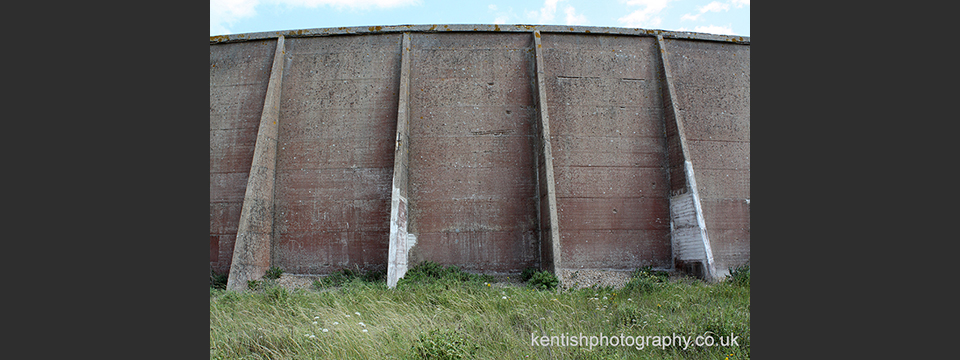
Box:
312, 268, 386, 289
399, 261, 496, 285
264, 266, 284, 280
211, 267, 750, 359
527, 270, 559, 290
728, 263, 750, 287
209, 269, 228, 290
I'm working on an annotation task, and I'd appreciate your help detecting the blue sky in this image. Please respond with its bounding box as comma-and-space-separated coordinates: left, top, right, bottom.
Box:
211, 0, 749, 37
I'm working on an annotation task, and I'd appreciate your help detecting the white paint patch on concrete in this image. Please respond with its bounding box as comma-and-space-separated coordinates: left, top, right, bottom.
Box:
668, 161, 719, 281
387, 186, 410, 288
684, 161, 717, 280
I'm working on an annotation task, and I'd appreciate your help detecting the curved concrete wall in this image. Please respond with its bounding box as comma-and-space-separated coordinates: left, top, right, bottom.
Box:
210, 25, 749, 287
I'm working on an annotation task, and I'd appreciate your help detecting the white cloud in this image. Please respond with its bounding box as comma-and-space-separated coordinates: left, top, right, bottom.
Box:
564, 6, 588, 25
491, 4, 517, 25
697, 1, 730, 14
528, 0, 591, 25
529, 0, 560, 23
700, 1, 729, 13
731, 0, 749, 8
211, 0, 261, 35
680, 1, 732, 24
617, 0, 672, 28
211, 0, 421, 35
273, 0, 420, 9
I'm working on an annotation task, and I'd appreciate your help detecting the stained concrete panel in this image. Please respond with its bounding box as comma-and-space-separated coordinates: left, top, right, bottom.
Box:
271, 34, 401, 274
553, 167, 667, 198
680, 109, 750, 142
551, 136, 664, 168
278, 136, 395, 170
211, 27, 749, 280
664, 38, 750, 273
685, 140, 750, 170
210, 85, 272, 130
411, 230, 539, 273
412, 136, 534, 169
547, 107, 663, 137
540, 33, 671, 270
560, 230, 672, 269
557, 198, 670, 230
694, 169, 750, 200
275, 199, 391, 233
700, 199, 750, 232
209, 39, 278, 274
411, 199, 538, 233
406, 32, 539, 273
275, 231, 391, 274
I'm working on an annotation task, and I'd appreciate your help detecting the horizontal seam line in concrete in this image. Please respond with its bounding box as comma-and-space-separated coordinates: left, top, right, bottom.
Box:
275, 166, 393, 169
210, 82, 267, 87
556, 196, 670, 199
687, 168, 749, 171
685, 139, 750, 143
407, 136, 536, 139
553, 165, 667, 169
283, 78, 397, 82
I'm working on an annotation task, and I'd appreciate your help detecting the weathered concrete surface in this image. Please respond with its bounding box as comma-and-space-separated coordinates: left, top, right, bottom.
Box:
271, 34, 401, 275
539, 33, 672, 272
657, 35, 717, 280
209, 25, 749, 283
226, 36, 285, 291
664, 38, 750, 277
210, 39, 277, 275
387, 33, 413, 288
405, 32, 540, 274
532, 30, 562, 274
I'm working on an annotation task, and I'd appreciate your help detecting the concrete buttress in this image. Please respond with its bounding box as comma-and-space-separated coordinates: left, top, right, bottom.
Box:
226, 36, 285, 291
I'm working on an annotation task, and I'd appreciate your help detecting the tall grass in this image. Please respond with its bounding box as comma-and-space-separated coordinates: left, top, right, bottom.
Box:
211, 264, 750, 359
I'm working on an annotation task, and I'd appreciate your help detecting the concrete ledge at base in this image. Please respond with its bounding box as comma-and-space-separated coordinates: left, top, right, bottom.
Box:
557, 269, 634, 290
211, 24, 749, 45
557, 268, 718, 290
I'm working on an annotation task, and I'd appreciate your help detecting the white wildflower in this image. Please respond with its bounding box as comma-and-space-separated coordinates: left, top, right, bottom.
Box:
332, 321, 339, 325
358, 322, 366, 327
502, 296, 507, 299
322, 329, 329, 333
362, 329, 368, 333
355, 312, 361, 316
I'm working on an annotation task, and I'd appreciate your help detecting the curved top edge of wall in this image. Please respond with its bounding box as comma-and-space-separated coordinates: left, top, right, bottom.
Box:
210, 24, 750, 45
